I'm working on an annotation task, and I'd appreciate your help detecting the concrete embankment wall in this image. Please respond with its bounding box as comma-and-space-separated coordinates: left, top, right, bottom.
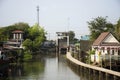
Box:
66, 52, 120, 80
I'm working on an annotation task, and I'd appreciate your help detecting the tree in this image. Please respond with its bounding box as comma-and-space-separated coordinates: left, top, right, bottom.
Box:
68, 31, 75, 42
22, 39, 33, 60
23, 23, 46, 52
114, 18, 120, 41
0, 27, 9, 41
67, 31, 79, 44
0, 22, 30, 41
7, 22, 30, 39
88, 16, 114, 41
22, 39, 33, 51
28, 23, 46, 41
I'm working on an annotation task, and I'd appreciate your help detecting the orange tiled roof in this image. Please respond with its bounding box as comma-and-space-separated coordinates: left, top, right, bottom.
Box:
12, 30, 23, 33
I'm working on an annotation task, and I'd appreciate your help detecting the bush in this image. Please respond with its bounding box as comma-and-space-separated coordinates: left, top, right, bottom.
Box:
89, 50, 95, 55
23, 50, 32, 61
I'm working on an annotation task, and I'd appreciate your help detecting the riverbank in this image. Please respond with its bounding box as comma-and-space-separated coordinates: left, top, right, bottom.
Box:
66, 52, 120, 80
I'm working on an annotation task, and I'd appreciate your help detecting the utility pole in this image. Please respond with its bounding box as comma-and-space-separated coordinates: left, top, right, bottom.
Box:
48, 33, 50, 40
37, 6, 39, 26
67, 17, 70, 32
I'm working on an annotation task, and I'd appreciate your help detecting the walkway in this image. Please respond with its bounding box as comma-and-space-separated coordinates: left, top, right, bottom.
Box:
66, 52, 120, 77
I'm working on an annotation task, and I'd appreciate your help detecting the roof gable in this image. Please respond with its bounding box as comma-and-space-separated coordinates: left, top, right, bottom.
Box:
93, 32, 109, 46
93, 32, 119, 46
103, 33, 119, 43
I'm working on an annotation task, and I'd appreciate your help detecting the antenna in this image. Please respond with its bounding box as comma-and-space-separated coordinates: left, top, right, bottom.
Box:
67, 17, 70, 31
37, 6, 39, 26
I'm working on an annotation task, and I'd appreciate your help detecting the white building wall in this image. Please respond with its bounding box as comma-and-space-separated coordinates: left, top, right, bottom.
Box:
13, 34, 16, 39
103, 33, 119, 43
91, 46, 120, 63
91, 33, 120, 63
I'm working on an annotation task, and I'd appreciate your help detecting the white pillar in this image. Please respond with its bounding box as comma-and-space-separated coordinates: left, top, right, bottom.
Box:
67, 36, 69, 47
20, 33, 21, 39
115, 48, 118, 55
16, 33, 18, 39
56, 36, 58, 46
110, 48, 112, 70
104, 47, 107, 55
13, 33, 16, 39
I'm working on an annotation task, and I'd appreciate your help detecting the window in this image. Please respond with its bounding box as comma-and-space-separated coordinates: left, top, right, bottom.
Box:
102, 47, 104, 52
118, 48, 120, 55
112, 49, 114, 55
107, 47, 110, 54
115, 48, 117, 52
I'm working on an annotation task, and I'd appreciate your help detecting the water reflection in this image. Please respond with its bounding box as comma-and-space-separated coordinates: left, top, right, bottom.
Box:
8, 61, 45, 80
0, 54, 80, 80
42, 56, 80, 80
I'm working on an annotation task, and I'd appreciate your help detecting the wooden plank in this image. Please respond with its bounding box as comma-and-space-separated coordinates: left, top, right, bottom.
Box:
66, 52, 120, 77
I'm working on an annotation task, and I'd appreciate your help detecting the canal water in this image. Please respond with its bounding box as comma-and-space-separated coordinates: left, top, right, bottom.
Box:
2, 53, 80, 80
1, 53, 118, 80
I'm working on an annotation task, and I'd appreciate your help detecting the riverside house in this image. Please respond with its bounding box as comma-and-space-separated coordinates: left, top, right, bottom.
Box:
3, 30, 24, 49
91, 32, 120, 64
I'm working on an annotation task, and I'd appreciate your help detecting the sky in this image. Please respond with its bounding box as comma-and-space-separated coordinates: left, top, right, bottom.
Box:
0, 0, 120, 40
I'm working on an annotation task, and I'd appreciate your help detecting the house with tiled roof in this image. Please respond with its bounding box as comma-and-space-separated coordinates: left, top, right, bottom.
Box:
91, 32, 120, 63
12, 30, 24, 42
3, 30, 24, 49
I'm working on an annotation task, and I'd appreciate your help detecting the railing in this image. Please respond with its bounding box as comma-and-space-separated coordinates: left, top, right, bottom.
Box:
101, 55, 120, 61
66, 52, 120, 77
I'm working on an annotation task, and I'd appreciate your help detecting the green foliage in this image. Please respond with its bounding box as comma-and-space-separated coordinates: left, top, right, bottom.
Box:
22, 23, 46, 60
28, 23, 46, 41
68, 31, 75, 41
8, 22, 30, 39
22, 39, 33, 50
68, 31, 79, 44
88, 16, 114, 41
23, 50, 32, 61
114, 18, 120, 41
0, 22, 30, 41
0, 22, 46, 61
23, 61, 44, 75
23, 23, 46, 53
89, 50, 95, 55
0, 27, 9, 41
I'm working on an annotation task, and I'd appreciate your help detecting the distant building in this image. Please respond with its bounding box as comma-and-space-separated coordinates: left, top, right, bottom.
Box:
12, 30, 24, 43
42, 41, 55, 48
80, 40, 93, 52
81, 35, 90, 40
3, 30, 24, 49
56, 32, 69, 54
79, 40, 93, 62
79, 35, 91, 53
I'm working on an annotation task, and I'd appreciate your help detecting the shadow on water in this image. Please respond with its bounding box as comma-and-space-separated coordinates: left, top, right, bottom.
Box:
67, 60, 120, 80
0, 52, 76, 80
8, 61, 45, 80
0, 53, 46, 80
0, 63, 9, 79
